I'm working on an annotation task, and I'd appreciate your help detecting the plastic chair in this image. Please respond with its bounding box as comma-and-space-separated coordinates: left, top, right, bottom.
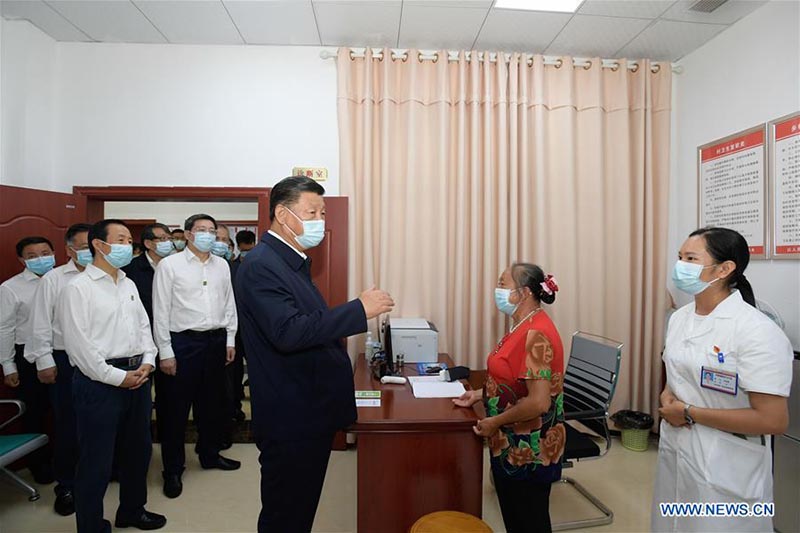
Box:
0, 399, 50, 501
553, 331, 622, 531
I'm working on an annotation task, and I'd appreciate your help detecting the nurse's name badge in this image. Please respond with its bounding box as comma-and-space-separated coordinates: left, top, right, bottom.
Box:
700, 366, 738, 395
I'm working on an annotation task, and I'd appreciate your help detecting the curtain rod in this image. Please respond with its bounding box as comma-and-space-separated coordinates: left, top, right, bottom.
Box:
319, 48, 682, 74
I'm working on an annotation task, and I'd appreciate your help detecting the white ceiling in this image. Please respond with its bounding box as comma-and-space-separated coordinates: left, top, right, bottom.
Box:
1, 0, 771, 61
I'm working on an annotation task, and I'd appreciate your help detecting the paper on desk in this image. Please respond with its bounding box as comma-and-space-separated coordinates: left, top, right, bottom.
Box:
407, 375, 443, 384
356, 399, 381, 407
411, 381, 466, 399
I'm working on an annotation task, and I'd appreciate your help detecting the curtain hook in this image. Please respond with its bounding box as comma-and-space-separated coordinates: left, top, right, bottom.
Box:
651, 63, 661, 74
554, 58, 563, 69
527, 57, 534, 67
611, 63, 620, 72
432, 52, 439, 64
631, 63, 639, 73
349, 50, 356, 61
583, 60, 592, 71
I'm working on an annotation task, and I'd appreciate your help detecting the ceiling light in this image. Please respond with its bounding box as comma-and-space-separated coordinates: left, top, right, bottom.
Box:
494, 0, 583, 13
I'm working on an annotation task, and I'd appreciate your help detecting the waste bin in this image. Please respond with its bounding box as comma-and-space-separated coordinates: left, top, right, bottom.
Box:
611, 410, 654, 451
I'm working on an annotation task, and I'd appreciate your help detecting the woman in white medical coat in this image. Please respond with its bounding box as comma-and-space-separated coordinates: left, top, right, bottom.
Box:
652, 227, 793, 533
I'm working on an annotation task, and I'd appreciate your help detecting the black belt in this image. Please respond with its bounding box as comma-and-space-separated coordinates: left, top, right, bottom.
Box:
173, 329, 225, 338
107, 355, 143, 370
732, 433, 766, 446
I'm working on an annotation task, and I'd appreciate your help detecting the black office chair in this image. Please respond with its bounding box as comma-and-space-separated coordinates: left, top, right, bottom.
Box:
553, 331, 623, 531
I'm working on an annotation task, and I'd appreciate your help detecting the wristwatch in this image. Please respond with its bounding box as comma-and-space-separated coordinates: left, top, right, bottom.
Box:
683, 403, 696, 426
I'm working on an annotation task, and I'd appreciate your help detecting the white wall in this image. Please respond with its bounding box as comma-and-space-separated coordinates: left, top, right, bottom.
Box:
0, 20, 58, 190
1, 19, 340, 195
104, 201, 258, 228
53, 42, 340, 194
671, 0, 800, 349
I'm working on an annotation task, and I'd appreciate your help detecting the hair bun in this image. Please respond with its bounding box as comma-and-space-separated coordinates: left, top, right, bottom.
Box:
539, 274, 559, 296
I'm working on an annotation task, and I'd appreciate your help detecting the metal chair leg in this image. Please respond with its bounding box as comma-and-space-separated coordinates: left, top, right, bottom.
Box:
1, 467, 41, 501
552, 476, 613, 531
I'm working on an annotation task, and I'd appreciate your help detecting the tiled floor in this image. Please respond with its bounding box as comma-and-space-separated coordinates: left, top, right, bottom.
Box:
0, 437, 657, 533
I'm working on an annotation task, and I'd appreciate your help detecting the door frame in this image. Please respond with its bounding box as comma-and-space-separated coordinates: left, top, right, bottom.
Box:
72, 186, 271, 235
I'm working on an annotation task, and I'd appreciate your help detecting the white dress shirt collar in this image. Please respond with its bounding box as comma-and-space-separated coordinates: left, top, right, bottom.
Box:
145, 251, 157, 269
64, 259, 79, 274
86, 263, 127, 283
183, 246, 213, 264
22, 268, 40, 281
268, 230, 307, 259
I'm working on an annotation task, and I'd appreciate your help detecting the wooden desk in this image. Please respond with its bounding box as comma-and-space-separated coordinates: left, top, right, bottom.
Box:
349, 354, 483, 533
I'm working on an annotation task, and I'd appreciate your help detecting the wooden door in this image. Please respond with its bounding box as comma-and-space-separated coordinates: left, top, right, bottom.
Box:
307, 196, 348, 308
0, 185, 83, 283
0, 185, 83, 413
122, 219, 157, 244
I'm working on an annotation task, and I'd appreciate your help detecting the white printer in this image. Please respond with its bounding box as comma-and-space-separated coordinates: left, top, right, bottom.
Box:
389, 318, 439, 363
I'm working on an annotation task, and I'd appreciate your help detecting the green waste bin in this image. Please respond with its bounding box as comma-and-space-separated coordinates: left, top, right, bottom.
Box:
611, 410, 654, 451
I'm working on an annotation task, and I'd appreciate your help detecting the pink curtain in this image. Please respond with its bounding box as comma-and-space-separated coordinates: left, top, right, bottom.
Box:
337, 49, 671, 416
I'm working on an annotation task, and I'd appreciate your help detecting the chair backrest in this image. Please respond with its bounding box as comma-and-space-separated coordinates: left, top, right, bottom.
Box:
563, 331, 622, 423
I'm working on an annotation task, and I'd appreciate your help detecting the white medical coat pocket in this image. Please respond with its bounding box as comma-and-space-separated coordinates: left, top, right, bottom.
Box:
706, 430, 769, 501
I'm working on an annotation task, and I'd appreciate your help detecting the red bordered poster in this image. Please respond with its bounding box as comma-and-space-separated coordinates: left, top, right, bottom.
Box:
698, 125, 768, 258
768, 112, 800, 259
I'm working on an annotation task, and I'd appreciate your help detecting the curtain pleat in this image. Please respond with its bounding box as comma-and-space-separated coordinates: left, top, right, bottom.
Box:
337, 48, 671, 416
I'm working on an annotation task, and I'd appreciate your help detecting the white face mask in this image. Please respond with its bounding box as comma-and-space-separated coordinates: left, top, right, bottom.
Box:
284, 208, 325, 249
672, 260, 719, 295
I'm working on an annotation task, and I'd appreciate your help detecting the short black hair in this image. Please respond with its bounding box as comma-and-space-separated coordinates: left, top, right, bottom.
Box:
184, 214, 217, 232
88, 219, 129, 257
141, 223, 172, 246
65, 223, 92, 245
16, 237, 54, 258
171, 228, 185, 236
269, 176, 325, 221
235, 230, 256, 246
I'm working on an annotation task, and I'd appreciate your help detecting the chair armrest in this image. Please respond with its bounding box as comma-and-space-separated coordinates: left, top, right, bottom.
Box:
0, 399, 26, 431
565, 409, 606, 421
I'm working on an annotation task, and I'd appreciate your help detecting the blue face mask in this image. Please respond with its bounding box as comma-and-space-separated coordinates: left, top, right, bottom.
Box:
672, 260, 719, 295
72, 248, 93, 267
174, 239, 186, 251
155, 241, 174, 257
25, 255, 56, 276
211, 241, 230, 258
239, 251, 249, 259
286, 208, 325, 249
99, 242, 133, 269
192, 232, 215, 253
494, 288, 519, 316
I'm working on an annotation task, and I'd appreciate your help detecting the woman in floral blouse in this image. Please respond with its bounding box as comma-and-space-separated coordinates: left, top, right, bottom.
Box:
454, 263, 566, 533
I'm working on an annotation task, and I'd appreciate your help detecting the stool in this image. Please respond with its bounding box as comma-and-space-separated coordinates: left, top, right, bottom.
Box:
410, 511, 493, 533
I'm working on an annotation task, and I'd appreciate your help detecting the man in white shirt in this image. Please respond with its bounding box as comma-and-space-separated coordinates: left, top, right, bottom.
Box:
24, 223, 92, 516
59, 219, 166, 533
152, 213, 240, 500
1, 236, 56, 484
